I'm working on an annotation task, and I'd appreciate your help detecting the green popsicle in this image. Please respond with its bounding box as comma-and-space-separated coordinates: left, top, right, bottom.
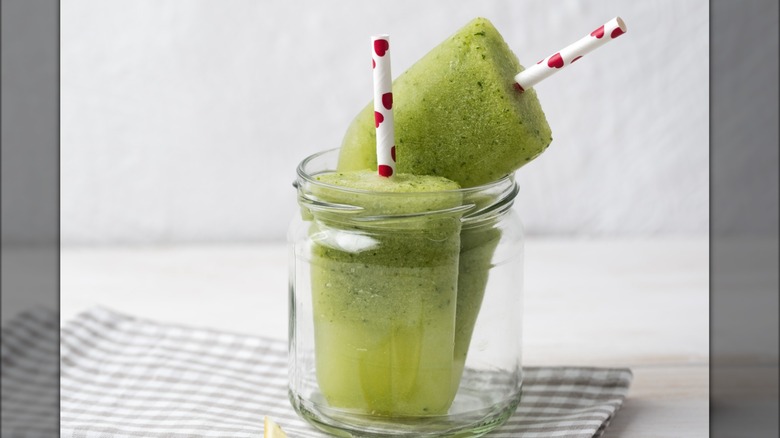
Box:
337, 17, 548, 394
337, 17, 552, 188
307, 170, 464, 416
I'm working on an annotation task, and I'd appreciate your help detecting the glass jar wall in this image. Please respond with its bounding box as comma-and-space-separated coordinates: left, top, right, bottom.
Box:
288, 149, 524, 437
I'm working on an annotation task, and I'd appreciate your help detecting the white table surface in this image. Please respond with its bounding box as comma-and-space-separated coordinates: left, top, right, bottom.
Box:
60, 237, 710, 437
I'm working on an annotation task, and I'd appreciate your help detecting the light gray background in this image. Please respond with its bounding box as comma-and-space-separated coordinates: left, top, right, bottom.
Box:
61, 0, 710, 245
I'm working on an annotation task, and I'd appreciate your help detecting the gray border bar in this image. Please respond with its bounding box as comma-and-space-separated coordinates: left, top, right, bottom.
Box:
711, 0, 779, 436
1, 0, 61, 435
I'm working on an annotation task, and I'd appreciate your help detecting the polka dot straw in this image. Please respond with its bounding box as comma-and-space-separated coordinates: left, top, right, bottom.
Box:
514, 17, 627, 92
372, 35, 396, 178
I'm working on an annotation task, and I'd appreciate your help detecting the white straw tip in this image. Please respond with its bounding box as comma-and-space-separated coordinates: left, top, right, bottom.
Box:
614, 17, 627, 34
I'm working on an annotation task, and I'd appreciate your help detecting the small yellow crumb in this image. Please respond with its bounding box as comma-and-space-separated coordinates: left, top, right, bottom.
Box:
264, 416, 287, 438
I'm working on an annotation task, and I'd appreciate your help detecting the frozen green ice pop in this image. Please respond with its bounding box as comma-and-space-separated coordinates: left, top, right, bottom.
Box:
337, 17, 552, 188
307, 170, 464, 416
451, 221, 502, 391
338, 17, 548, 395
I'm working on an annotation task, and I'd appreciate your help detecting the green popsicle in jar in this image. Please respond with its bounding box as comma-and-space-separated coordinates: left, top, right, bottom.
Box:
337, 18, 551, 391
306, 170, 464, 416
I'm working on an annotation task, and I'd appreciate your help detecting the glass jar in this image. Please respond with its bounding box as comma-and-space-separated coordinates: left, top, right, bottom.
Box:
288, 148, 524, 437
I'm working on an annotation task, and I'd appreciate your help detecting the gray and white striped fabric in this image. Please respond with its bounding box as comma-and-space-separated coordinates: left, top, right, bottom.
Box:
2, 307, 60, 438
60, 307, 631, 437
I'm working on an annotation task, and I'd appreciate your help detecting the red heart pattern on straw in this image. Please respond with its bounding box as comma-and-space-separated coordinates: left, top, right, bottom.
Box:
378, 165, 393, 177
547, 53, 564, 69
591, 25, 605, 39
610, 27, 625, 38
514, 16, 627, 93
374, 39, 389, 57
382, 92, 393, 110
372, 35, 396, 177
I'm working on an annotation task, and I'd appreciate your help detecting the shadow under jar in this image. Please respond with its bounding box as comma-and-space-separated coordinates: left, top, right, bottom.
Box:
289, 148, 524, 437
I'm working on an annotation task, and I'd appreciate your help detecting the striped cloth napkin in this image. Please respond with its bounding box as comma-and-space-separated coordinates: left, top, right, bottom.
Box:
56, 307, 631, 438
2, 307, 60, 438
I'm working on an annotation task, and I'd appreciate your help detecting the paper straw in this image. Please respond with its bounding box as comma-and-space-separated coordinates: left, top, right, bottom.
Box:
372, 34, 396, 178
514, 17, 627, 92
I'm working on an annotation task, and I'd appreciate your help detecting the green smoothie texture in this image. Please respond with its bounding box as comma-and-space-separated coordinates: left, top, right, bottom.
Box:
312, 170, 461, 217
307, 170, 464, 416
337, 17, 552, 188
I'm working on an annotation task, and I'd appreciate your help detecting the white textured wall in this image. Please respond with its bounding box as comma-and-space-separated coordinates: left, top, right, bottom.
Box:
61, 0, 709, 244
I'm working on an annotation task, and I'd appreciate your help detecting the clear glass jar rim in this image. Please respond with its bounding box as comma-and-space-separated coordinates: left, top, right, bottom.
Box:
297, 148, 517, 197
